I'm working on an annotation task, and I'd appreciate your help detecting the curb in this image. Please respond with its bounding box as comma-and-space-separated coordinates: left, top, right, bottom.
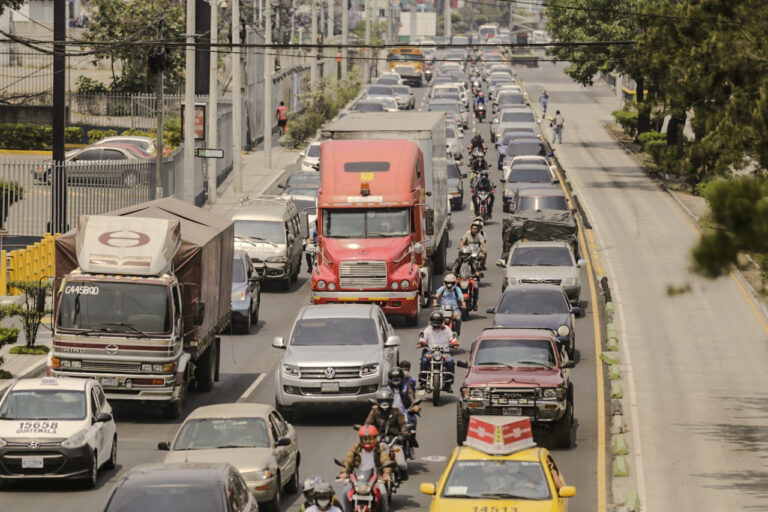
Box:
0, 358, 47, 395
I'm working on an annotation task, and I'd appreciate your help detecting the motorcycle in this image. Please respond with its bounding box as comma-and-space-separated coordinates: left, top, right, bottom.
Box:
456, 263, 479, 320
475, 102, 486, 122
467, 242, 486, 270
476, 189, 491, 222
335, 458, 394, 511
418, 343, 455, 406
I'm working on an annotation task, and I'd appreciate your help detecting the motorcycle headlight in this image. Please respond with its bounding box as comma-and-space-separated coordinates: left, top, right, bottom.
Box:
563, 277, 578, 286
557, 325, 570, 337
242, 468, 272, 481
432, 350, 444, 362
400, 279, 410, 289
61, 429, 88, 448
356, 483, 372, 495
266, 256, 288, 263
283, 364, 301, 378
360, 363, 379, 376
231, 289, 247, 301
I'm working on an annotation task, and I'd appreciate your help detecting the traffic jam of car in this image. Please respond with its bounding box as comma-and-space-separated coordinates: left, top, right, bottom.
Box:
0, 30, 589, 512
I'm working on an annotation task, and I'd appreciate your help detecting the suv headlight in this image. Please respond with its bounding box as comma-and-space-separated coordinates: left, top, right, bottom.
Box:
360, 363, 379, 376
544, 387, 567, 400
563, 277, 578, 286
242, 468, 272, 481
506, 277, 520, 286
266, 256, 288, 263
557, 325, 570, 337
61, 429, 88, 448
232, 289, 247, 301
283, 364, 301, 378
469, 388, 488, 399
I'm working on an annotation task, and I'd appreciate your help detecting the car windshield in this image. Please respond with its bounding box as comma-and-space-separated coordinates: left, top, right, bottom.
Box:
510, 246, 573, 266
285, 187, 319, 198
307, 144, 320, 157
501, 133, 537, 146
447, 163, 461, 179
392, 86, 409, 94
368, 86, 393, 96
291, 317, 379, 345
518, 195, 568, 211
104, 485, 224, 512
508, 141, 546, 157
507, 168, 551, 183
232, 258, 247, 283
234, 220, 285, 244
474, 338, 556, 367
442, 459, 551, 500
446, 127, 456, 139
57, 282, 171, 334
355, 102, 384, 112
498, 288, 569, 315
429, 103, 460, 114
322, 208, 409, 238
501, 111, 536, 123
172, 417, 270, 450
286, 173, 320, 187
0, 390, 86, 420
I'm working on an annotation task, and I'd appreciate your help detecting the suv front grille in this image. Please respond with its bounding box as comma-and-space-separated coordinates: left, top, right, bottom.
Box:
298, 366, 362, 380
339, 261, 387, 289
520, 278, 563, 285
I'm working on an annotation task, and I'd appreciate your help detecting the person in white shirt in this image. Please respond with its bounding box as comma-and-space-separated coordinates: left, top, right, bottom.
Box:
418, 310, 457, 390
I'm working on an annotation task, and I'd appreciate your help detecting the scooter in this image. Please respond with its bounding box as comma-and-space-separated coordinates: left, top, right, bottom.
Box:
475, 102, 486, 122
476, 190, 491, 222
335, 458, 395, 511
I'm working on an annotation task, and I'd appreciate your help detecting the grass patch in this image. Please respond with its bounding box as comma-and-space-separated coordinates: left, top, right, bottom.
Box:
9, 345, 50, 355
0, 369, 12, 379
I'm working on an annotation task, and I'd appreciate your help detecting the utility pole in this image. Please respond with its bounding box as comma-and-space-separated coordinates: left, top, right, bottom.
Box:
341, 0, 348, 79
233, 0, 243, 193
207, 0, 218, 203
52, 0, 66, 233
509, 3, 513, 31
409, 0, 417, 43
327, 0, 334, 40
444, 0, 451, 40
263, 0, 273, 169
327, 0, 334, 80
184, 0, 197, 204
155, 20, 166, 200
310, 0, 318, 86
364, 0, 370, 82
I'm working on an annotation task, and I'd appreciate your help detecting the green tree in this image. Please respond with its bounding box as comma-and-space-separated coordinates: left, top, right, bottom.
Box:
0, 0, 22, 15
9, 280, 52, 350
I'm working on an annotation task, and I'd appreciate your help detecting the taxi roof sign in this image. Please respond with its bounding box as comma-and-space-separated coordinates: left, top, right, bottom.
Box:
464, 416, 536, 455
40, 377, 58, 385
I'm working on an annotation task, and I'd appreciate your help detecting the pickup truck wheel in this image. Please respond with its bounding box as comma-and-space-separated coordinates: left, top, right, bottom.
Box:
456, 405, 469, 444
552, 402, 574, 448
196, 342, 216, 392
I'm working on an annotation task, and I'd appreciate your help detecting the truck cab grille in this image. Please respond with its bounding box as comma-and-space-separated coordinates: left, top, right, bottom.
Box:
339, 261, 387, 289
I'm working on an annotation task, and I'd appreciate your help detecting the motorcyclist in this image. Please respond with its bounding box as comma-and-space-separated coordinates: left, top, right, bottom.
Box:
301, 476, 343, 512
305, 482, 343, 512
387, 367, 420, 455
458, 220, 488, 269
433, 273, 465, 335
468, 129, 487, 154
418, 310, 457, 392
398, 360, 418, 398
474, 91, 487, 120
365, 388, 409, 439
471, 170, 496, 218
450, 246, 481, 311
339, 425, 392, 512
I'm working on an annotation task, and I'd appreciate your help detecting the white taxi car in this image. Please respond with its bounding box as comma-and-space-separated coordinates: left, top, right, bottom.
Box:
0, 377, 117, 488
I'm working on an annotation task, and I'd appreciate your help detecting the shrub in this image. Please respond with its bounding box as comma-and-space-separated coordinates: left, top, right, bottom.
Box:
9, 345, 49, 355
644, 139, 667, 160
0, 327, 19, 346
87, 128, 118, 143
637, 130, 665, 147
9, 280, 52, 350
65, 126, 84, 144
0, 123, 85, 149
612, 109, 638, 138
76, 76, 108, 94
0, 369, 11, 379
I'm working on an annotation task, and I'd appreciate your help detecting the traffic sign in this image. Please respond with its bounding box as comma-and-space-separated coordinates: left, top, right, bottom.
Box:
195, 148, 224, 159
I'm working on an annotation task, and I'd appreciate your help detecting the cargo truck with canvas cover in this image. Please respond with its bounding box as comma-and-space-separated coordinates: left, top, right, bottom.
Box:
318, 113, 450, 324
51, 198, 233, 419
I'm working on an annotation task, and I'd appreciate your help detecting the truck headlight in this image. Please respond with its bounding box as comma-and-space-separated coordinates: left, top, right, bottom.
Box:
71, 360, 81, 369
266, 256, 288, 263
400, 279, 410, 289
328, 282, 337, 291
141, 363, 152, 371
61, 429, 88, 448
391, 281, 399, 290
242, 468, 272, 481
469, 388, 487, 399
563, 277, 578, 286
557, 325, 570, 337
283, 364, 301, 378
360, 363, 379, 376
317, 280, 327, 289
60, 360, 71, 368
232, 289, 247, 301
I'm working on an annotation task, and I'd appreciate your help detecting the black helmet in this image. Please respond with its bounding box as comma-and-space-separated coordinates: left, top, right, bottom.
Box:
376, 387, 394, 411
429, 310, 444, 328
388, 367, 405, 387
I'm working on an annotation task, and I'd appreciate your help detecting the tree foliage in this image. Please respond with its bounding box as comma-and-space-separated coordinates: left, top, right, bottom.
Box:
0, 0, 22, 16
9, 280, 52, 349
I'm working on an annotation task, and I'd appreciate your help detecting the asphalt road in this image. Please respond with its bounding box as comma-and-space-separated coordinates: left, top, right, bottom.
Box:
0, 67, 601, 511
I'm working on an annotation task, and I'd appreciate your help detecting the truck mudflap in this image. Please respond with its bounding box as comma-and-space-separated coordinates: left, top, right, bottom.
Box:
312, 290, 418, 314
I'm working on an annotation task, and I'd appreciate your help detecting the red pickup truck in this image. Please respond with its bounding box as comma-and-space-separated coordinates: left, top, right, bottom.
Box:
456, 327, 575, 448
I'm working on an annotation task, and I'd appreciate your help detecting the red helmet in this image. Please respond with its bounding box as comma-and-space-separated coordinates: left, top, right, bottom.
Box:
358, 424, 379, 451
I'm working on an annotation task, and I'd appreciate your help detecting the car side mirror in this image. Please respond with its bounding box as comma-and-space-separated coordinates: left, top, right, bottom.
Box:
276, 436, 292, 447
460, 173, 467, 178
492, 118, 498, 124
277, 183, 285, 189
553, 178, 560, 184
456, 360, 468, 368
499, 178, 506, 183
385, 335, 401, 347
411, 242, 424, 255
495, 259, 505, 268
571, 306, 584, 317
559, 486, 576, 498
193, 301, 205, 326
562, 360, 575, 369
95, 412, 112, 423
157, 441, 170, 451
486, 307, 496, 314
577, 259, 586, 268
249, 274, 263, 283
272, 336, 286, 348
420, 483, 436, 495
299, 152, 306, 157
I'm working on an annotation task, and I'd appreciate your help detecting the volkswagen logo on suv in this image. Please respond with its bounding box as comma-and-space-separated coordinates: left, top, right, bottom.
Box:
324, 367, 336, 379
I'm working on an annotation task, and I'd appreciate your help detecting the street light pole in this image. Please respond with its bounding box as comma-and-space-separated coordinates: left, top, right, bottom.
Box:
233, 0, 244, 193
444, 0, 451, 40
364, 0, 370, 82
183, 0, 197, 204
311, 0, 318, 86
155, 20, 166, 200
207, 0, 218, 203
341, 0, 348, 79
263, 0, 273, 170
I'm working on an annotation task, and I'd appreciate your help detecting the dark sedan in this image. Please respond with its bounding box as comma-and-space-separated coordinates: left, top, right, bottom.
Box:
230, 250, 262, 333
486, 284, 582, 358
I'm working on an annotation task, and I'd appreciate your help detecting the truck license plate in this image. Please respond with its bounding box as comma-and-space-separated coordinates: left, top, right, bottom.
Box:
22, 457, 43, 469
320, 382, 339, 393
100, 377, 119, 387
503, 407, 522, 416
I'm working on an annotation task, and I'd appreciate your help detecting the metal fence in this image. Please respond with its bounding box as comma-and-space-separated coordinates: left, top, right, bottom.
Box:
0, 159, 154, 236
69, 92, 188, 129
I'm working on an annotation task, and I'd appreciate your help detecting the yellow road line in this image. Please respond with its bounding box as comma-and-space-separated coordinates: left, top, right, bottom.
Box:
661, 189, 768, 336
553, 164, 607, 512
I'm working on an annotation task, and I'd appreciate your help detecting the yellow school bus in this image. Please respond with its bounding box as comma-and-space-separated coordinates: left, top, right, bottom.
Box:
387, 47, 424, 87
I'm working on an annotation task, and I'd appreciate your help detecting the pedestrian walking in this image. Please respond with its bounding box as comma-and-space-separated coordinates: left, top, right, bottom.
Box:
539, 90, 549, 119
552, 110, 564, 143
276, 101, 288, 136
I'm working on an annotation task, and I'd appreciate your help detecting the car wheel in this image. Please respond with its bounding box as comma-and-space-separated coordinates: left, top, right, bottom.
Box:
456, 404, 469, 444
251, 292, 260, 325
285, 456, 300, 494
84, 452, 98, 489
552, 401, 574, 448
196, 342, 217, 391
104, 435, 117, 470
263, 476, 281, 512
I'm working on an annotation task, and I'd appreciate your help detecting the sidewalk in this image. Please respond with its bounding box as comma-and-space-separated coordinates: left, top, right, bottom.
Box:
0, 296, 53, 393
207, 134, 302, 219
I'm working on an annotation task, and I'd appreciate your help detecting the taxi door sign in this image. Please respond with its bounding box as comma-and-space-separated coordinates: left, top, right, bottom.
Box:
464, 416, 536, 455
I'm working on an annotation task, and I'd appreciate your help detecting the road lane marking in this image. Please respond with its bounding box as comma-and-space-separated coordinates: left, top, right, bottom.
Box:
238, 373, 265, 402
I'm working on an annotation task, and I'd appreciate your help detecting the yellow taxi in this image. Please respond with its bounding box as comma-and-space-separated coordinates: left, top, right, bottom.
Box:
420, 416, 576, 512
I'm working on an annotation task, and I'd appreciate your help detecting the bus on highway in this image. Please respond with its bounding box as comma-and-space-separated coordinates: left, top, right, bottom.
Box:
479, 23, 499, 40
386, 46, 425, 86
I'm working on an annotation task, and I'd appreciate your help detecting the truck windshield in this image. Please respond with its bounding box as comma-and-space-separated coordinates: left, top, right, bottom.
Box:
234, 220, 285, 244
57, 281, 172, 335
323, 208, 409, 238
